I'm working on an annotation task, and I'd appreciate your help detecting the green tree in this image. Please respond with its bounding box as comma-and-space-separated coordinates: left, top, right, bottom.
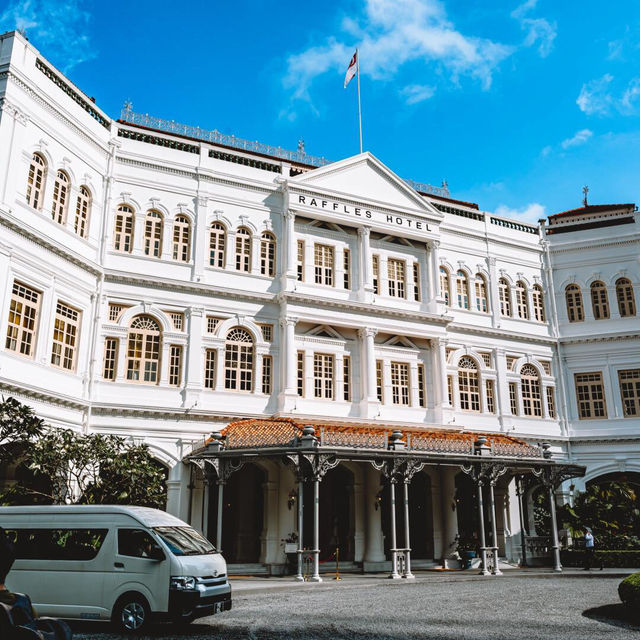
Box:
0, 396, 45, 467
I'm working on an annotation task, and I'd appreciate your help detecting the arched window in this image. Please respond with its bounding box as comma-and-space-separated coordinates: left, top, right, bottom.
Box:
26, 153, 47, 210
126, 315, 161, 384
458, 356, 481, 412
224, 327, 254, 391
209, 222, 226, 268
498, 278, 511, 316
144, 210, 163, 257
260, 232, 276, 276
439, 267, 450, 306
474, 273, 488, 312
515, 281, 529, 319
520, 364, 542, 417
456, 271, 470, 309
114, 204, 134, 253
616, 278, 636, 317
235, 227, 252, 272
172, 215, 191, 262
590, 281, 609, 320
532, 284, 545, 322
565, 284, 584, 322
51, 170, 70, 225
74, 186, 91, 238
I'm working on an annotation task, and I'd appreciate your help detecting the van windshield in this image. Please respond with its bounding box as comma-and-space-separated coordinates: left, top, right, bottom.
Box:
153, 526, 216, 556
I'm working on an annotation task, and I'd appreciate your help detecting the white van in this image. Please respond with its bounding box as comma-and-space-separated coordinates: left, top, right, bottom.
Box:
0, 505, 231, 633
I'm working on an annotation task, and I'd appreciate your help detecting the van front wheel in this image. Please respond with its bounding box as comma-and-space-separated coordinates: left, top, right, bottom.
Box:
113, 594, 151, 634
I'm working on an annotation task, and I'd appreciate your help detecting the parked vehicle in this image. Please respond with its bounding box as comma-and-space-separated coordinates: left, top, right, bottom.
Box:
0, 505, 231, 633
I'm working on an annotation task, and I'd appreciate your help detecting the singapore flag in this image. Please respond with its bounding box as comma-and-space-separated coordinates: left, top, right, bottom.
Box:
344, 51, 358, 88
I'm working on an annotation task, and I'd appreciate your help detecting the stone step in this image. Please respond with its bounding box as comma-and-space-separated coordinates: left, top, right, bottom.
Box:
228, 563, 270, 576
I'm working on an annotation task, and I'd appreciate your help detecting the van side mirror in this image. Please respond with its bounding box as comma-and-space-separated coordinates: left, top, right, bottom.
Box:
149, 544, 166, 561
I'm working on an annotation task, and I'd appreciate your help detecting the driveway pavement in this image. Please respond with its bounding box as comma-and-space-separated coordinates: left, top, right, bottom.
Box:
71, 570, 639, 639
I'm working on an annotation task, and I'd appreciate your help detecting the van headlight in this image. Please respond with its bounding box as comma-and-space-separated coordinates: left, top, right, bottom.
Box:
170, 576, 197, 591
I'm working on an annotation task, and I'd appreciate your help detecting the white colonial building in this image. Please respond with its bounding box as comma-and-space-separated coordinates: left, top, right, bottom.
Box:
0, 31, 638, 577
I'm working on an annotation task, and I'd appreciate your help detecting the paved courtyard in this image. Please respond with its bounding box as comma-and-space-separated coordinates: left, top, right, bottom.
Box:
72, 572, 638, 639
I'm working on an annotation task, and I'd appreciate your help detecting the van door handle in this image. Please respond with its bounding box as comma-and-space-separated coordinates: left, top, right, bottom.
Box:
114, 562, 124, 568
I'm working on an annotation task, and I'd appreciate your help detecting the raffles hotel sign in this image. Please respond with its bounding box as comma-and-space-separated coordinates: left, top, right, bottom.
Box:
293, 193, 432, 233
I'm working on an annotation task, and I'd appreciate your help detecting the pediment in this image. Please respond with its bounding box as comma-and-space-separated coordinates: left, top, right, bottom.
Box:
306, 325, 345, 340
293, 153, 440, 216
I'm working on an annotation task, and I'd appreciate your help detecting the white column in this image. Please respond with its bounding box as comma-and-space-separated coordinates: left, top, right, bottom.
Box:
429, 470, 443, 560
278, 316, 298, 411
357, 226, 373, 302
487, 257, 500, 327
304, 350, 314, 399
280, 209, 297, 289
410, 362, 420, 408
225, 230, 236, 270
359, 328, 380, 418
159, 341, 171, 385
353, 473, 365, 563
427, 240, 441, 312
165, 462, 191, 522
184, 307, 204, 404
0, 102, 28, 205
132, 212, 146, 256
495, 348, 513, 430
364, 466, 385, 566
192, 197, 208, 280
161, 218, 174, 261
440, 467, 458, 565
250, 232, 261, 276
435, 338, 451, 417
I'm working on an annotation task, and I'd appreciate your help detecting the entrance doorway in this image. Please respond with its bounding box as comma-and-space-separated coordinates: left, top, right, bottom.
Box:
218, 463, 266, 564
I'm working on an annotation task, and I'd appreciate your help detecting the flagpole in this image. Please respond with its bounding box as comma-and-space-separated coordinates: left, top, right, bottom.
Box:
356, 48, 363, 153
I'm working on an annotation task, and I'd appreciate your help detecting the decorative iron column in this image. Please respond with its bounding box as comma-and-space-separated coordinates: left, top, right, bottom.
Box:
311, 473, 321, 582
400, 458, 425, 579
547, 482, 562, 572
476, 478, 490, 576
388, 477, 400, 579
515, 475, 528, 567
296, 473, 305, 581
216, 479, 224, 552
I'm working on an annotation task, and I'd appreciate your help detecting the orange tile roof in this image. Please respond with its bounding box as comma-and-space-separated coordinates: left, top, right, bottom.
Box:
205, 418, 541, 458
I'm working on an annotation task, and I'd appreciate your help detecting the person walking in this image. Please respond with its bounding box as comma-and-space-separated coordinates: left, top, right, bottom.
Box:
583, 527, 603, 571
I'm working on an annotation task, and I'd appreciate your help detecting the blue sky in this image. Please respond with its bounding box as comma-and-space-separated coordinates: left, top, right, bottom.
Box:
2, 0, 640, 220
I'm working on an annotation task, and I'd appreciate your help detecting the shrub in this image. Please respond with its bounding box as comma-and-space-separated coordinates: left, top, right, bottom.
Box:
561, 550, 640, 568
619, 572, 640, 607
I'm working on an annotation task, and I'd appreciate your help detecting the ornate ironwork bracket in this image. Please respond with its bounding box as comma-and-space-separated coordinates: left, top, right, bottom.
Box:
460, 461, 508, 486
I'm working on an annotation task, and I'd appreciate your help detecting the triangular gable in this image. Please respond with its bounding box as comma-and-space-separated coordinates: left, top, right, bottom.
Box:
383, 336, 419, 349
306, 325, 345, 340
293, 152, 441, 217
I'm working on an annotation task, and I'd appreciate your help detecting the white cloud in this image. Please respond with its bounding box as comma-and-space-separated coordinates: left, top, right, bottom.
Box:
577, 74, 640, 116
540, 145, 552, 157
494, 202, 546, 223
0, 0, 95, 73
511, 0, 556, 58
576, 74, 614, 115
401, 84, 436, 104
283, 0, 513, 110
560, 129, 593, 149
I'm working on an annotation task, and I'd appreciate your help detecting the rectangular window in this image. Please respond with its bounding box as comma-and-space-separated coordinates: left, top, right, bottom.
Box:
509, 382, 519, 415
5, 281, 41, 358
8, 528, 108, 561
168, 312, 184, 331
391, 362, 410, 406
413, 264, 421, 301
540, 360, 552, 376
447, 375, 453, 406
314, 353, 334, 399
618, 369, 640, 417
343, 249, 351, 289
258, 323, 273, 342
168, 345, 183, 386
387, 259, 406, 298
108, 303, 127, 322
204, 349, 216, 389
51, 302, 80, 371
486, 379, 495, 413
207, 316, 222, 333
262, 355, 273, 394
297, 351, 305, 396
297, 240, 305, 282
546, 387, 556, 418
343, 355, 351, 401
479, 352, 492, 368
103, 337, 118, 380
314, 244, 334, 286
376, 360, 384, 402
417, 364, 426, 407
575, 372, 607, 419
372, 255, 379, 294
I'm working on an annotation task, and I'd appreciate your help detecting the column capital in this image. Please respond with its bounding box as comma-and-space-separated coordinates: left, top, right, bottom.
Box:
196, 195, 208, 207
187, 306, 205, 319
280, 315, 298, 328
358, 327, 377, 339
357, 225, 371, 238
426, 239, 440, 251
283, 209, 296, 220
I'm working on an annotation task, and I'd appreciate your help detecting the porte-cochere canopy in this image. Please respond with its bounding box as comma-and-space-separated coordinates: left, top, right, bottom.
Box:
186, 418, 585, 579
